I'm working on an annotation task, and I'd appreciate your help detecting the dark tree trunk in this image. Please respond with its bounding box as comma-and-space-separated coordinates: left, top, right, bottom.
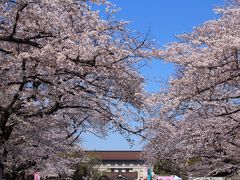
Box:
0, 161, 4, 180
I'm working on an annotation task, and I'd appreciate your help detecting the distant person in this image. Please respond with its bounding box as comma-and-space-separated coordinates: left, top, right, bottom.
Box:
33, 172, 40, 180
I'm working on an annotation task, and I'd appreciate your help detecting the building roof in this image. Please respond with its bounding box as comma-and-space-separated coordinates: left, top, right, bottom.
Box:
85, 151, 143, 161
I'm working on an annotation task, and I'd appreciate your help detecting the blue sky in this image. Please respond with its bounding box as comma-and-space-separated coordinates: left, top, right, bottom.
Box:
82, 0, 224, 150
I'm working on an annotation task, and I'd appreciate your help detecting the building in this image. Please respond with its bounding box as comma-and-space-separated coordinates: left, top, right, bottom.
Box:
85, 151, 151, 180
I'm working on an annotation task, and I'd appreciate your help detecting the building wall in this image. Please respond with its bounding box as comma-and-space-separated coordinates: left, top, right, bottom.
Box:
85, 151, 152, 180
96, 163, 148, 180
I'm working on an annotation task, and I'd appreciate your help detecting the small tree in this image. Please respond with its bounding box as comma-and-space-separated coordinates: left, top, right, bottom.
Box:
73, 155, 101, 180
98, 175, 110, 180
73, 165, 88, 180
153, 160, 179, 176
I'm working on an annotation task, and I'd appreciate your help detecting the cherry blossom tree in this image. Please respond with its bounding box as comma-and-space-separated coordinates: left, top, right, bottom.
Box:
144, 0, 240, 177
0, 0, 153, 178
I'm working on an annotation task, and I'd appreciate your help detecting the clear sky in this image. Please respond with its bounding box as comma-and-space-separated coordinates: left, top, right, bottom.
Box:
82, 0, 224, 151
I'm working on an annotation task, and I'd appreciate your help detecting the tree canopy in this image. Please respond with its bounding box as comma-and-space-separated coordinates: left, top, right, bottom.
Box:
144, 0, 240, 177
0, 0, 154, 178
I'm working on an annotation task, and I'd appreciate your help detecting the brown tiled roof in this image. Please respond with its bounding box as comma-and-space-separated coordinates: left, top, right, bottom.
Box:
105, 172, 138, 180
85, 151, 143, 161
